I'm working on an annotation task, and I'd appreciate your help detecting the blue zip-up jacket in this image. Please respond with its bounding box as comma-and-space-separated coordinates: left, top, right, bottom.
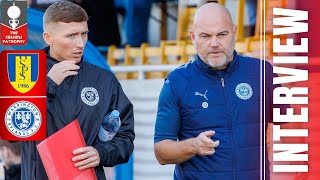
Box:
155, 51, 274, 180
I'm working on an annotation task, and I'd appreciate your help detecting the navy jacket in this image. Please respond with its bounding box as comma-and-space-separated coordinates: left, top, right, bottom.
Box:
21, 47, 135, 180
155, 51, 275, 180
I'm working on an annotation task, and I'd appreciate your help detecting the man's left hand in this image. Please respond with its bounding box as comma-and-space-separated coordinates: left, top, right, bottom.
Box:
72, 146, 100, 170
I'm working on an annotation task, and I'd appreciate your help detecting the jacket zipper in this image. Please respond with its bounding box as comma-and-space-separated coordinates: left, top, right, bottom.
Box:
221, 77, 236, 180
221, 78, 225, 87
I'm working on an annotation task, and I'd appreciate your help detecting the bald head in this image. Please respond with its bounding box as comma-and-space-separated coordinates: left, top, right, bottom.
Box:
189, 2, 237, 70
194, 3, 233, 28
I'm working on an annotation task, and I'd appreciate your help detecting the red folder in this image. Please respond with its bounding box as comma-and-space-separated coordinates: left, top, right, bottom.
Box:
36, 120, 97, 180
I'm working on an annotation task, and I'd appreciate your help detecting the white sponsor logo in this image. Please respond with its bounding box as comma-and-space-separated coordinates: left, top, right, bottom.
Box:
235, 83, 253, 100
81, 87, 99, 106
195, 90, 208, 100
202, 102, 209, 108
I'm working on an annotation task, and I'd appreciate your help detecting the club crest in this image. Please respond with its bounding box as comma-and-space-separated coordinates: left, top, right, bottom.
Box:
7, 53, 39, 93
235, 83, 253, 100
81, 87, 100, 106
5, 101, 42, 138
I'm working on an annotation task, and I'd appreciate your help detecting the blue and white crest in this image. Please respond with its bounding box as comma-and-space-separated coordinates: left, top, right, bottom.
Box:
5, 101, 42, 138
81, 87, 99, 106
15, 111, 31, 129
235, 83, 253, 100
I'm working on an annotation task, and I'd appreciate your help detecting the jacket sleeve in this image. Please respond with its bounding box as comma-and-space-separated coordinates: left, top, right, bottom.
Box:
94, 78, 135, 167
154, 79, 181, 144
46, 76, 58, 101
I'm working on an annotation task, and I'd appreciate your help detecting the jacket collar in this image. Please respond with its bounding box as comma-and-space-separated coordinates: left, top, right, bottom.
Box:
44, 46, 83, 69
195, 50, 239, 77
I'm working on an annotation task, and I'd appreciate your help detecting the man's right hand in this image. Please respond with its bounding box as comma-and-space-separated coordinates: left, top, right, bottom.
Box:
191, 130, 219, 156
47, 61, 80, 85
154, 130, 219, 164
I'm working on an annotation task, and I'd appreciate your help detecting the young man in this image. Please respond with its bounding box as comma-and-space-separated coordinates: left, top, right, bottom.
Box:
21, 1, 135, 179
154, 3, 275, 179
0, 140, 21, 180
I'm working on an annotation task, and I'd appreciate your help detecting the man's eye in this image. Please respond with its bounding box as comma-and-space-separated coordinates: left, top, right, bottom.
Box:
68, 34, 75, 38
201, 34, 209, 39
219, 33, 228, 37
81, 32, 88, 36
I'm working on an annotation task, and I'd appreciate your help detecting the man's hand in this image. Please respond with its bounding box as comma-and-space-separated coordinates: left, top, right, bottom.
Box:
47, 61, 80, 85
191, 130, 219, 156
72, 146, 100, 170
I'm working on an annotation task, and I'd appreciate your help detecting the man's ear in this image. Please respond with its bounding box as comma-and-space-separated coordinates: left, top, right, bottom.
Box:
233, 25, 238, 41
43, 31, 52, 45
189, 26, 196, 44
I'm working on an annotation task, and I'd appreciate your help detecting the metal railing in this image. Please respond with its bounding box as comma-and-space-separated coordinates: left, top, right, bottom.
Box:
110, 64, 180, 80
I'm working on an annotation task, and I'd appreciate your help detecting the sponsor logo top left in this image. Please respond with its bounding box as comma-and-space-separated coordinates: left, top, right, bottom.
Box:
1, 0, 28, 45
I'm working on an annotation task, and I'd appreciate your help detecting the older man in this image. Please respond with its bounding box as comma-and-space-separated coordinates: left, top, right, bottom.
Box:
154, 3, 275, 180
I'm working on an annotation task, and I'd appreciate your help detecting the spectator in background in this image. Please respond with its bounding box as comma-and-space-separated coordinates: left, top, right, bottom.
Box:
79, 0, 121, 47
246, 0, 257, 36
29, 0, 60, 11
0, 140, 21, 180
29, 0, 121, 47
115, 0, 153, 47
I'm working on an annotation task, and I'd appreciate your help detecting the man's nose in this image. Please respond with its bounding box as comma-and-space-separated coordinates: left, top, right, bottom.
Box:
75, 36, 85, 48
209, 36, 219, 47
